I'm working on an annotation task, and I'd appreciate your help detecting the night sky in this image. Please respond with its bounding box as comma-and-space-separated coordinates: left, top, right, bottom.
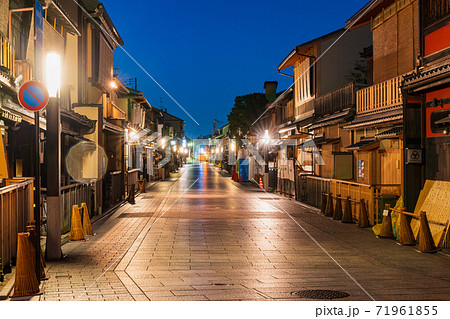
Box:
107, 0, 366, 138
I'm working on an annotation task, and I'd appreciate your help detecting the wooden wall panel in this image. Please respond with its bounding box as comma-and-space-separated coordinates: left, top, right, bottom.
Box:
380, 149, 402, 185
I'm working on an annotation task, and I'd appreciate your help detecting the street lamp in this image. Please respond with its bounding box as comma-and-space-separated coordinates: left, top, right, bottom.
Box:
261, 130, 271, 189
45, 52, 62, 261
262, 129, 271, 144
230, 141, 236, 152
45, 52, 61, 97
128, 128, 137, 141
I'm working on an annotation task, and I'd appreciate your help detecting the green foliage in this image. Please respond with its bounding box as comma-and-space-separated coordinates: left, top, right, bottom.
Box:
227, 93, 267, 140
347, 59, 367, 84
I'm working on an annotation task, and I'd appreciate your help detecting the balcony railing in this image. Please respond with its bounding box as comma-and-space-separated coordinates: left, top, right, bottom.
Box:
0, 178, 34, 275
14, 60, 33, 84
60, 183, 93, 234
0, 33, 15, 78
356, 75, 403, 114
105, 101, 126, 120
297, 175, 331, 208
42, 183, 93, 234
423, 0, 450, 30
282, 99, 295, 124
315, 82, 364, 117
127, 168, 140, 195
103, 171, 124, 211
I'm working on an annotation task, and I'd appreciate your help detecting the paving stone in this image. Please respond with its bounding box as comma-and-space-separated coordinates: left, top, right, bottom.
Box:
30, 165, 450, 301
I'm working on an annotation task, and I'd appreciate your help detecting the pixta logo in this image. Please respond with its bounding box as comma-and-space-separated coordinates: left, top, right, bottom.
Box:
129, 131, 324, 172
128, 130, 173, 171
189, 138, 324, 166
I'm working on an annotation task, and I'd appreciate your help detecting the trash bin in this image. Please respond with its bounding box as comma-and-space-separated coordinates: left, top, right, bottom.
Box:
377, 194, 399, 221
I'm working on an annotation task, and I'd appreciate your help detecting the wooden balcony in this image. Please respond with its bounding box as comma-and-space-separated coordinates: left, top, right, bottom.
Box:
356, 75, 403, 114
105, 101, 126, 120
14, 60, 33, 84
423, 0, 449, 31
315, 82, 364, 117
281, 99, 295, 124
1, 179, 34, 274
0, 33, 15, 78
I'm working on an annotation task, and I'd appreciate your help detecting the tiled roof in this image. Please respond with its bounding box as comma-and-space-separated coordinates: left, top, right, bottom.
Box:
342, 108, 403, 129
309, 109, 354, 130
375, 126, 402, 138
345, 139, 378, 151
403, 60, 450, 88
315, 137, 341, 145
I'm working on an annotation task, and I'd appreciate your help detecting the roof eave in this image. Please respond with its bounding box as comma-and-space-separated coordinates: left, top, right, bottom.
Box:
277, 28, 345, 70
277, 49, 297, 71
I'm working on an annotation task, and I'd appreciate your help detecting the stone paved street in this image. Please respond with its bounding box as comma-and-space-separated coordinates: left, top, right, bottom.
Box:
30, 163, 450, 301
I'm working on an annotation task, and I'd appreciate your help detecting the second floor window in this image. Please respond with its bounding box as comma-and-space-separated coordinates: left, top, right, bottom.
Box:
294, 58, 314, 104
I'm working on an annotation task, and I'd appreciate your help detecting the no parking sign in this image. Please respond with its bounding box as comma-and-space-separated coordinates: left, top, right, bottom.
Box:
18, 81, 49, 112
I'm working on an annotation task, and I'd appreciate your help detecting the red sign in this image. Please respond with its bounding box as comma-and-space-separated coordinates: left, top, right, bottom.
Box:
426, 87, 450, 137
18, 81, 49, 112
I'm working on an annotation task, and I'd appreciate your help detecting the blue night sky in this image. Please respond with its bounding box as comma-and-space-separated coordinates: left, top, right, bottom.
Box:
106, 0, 366, 138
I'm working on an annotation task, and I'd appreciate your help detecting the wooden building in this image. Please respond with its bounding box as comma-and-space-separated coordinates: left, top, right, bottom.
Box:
402, 0, 450, 211
68, 0, 125, 215
276, 25, 372, 200
342, 0, 421, 214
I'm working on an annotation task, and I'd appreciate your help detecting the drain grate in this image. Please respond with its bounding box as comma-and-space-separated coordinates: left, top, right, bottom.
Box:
290, 290, 350, 300
118, 212, 155, 218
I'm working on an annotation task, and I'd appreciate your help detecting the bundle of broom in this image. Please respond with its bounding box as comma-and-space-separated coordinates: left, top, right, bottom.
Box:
12, 233, 41, 297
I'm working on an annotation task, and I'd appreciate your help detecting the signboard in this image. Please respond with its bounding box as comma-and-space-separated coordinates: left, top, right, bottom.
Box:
358, 160, 365, 178
405, 148, 422, 164
18, 81, 49, 112
35, 0, 44, 81
0, 126, 8, 178
0, 107, 22, 123
147, 148, 154, 176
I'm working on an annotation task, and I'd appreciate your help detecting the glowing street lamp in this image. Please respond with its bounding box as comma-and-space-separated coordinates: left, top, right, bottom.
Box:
45, 52, 61, 97
262, 129, 271, 144
45, 51, 63, 260
260, 130, 271, 189
230, 141, 236, 152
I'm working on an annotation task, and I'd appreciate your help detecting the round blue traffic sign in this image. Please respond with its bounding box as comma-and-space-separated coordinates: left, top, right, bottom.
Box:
18, 81, 49, 112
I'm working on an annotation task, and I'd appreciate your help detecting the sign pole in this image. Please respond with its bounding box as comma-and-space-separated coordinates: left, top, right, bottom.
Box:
17, 80, 48, 284
32, 0, 44, 284
34, 111, 41, 284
